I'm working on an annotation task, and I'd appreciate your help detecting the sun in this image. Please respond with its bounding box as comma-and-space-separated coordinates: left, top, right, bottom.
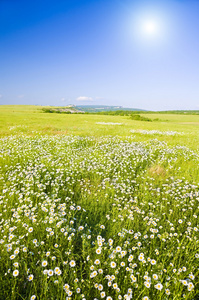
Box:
128, 10, 169, 45
142, 20, 159, 36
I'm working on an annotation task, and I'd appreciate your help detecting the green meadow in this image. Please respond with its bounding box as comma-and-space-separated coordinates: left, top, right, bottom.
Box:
1, 105, 199, 147
0, 105, 198, 300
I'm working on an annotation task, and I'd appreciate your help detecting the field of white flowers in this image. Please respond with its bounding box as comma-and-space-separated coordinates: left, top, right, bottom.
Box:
0, 135, 198, 300
130, 130, 184, 136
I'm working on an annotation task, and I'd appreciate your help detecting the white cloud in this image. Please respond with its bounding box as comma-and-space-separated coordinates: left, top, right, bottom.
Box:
0, 94, 2, 98
61, 98, 66, 102
76, 96, 93, 101
18, 95, 24, 99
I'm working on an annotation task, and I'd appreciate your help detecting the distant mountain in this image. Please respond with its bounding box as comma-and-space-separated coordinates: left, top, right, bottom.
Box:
76, 105, 145, 112
41, 105, 146, 114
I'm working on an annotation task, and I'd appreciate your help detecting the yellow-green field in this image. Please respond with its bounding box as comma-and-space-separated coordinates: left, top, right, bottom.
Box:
0, 105, 198, 300
1, 105, 199, 147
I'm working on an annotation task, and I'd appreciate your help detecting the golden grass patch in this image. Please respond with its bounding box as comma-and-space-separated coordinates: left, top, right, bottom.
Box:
148, 165, 166, 177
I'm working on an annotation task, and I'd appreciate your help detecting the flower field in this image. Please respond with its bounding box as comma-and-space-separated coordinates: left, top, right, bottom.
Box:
0, 135, 198, 300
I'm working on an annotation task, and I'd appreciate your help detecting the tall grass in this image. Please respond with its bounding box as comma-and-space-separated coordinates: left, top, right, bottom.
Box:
0, 135, 198, 299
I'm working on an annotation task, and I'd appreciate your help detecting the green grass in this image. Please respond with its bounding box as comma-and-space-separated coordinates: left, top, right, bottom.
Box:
1, 105, 199, 149
0, 105, 199, 299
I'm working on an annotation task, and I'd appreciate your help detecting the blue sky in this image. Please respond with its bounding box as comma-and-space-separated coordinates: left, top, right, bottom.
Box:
1, 0, 199, 110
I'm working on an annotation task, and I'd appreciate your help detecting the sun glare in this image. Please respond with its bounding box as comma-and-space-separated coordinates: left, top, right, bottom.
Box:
143, 20, 158, 35
129, 11, 168, 44
125, 7, 172, 49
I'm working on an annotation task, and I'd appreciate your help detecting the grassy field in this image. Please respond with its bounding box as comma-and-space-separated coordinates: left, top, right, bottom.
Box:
0, 105, 199, 300
1, 105, 199, 148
